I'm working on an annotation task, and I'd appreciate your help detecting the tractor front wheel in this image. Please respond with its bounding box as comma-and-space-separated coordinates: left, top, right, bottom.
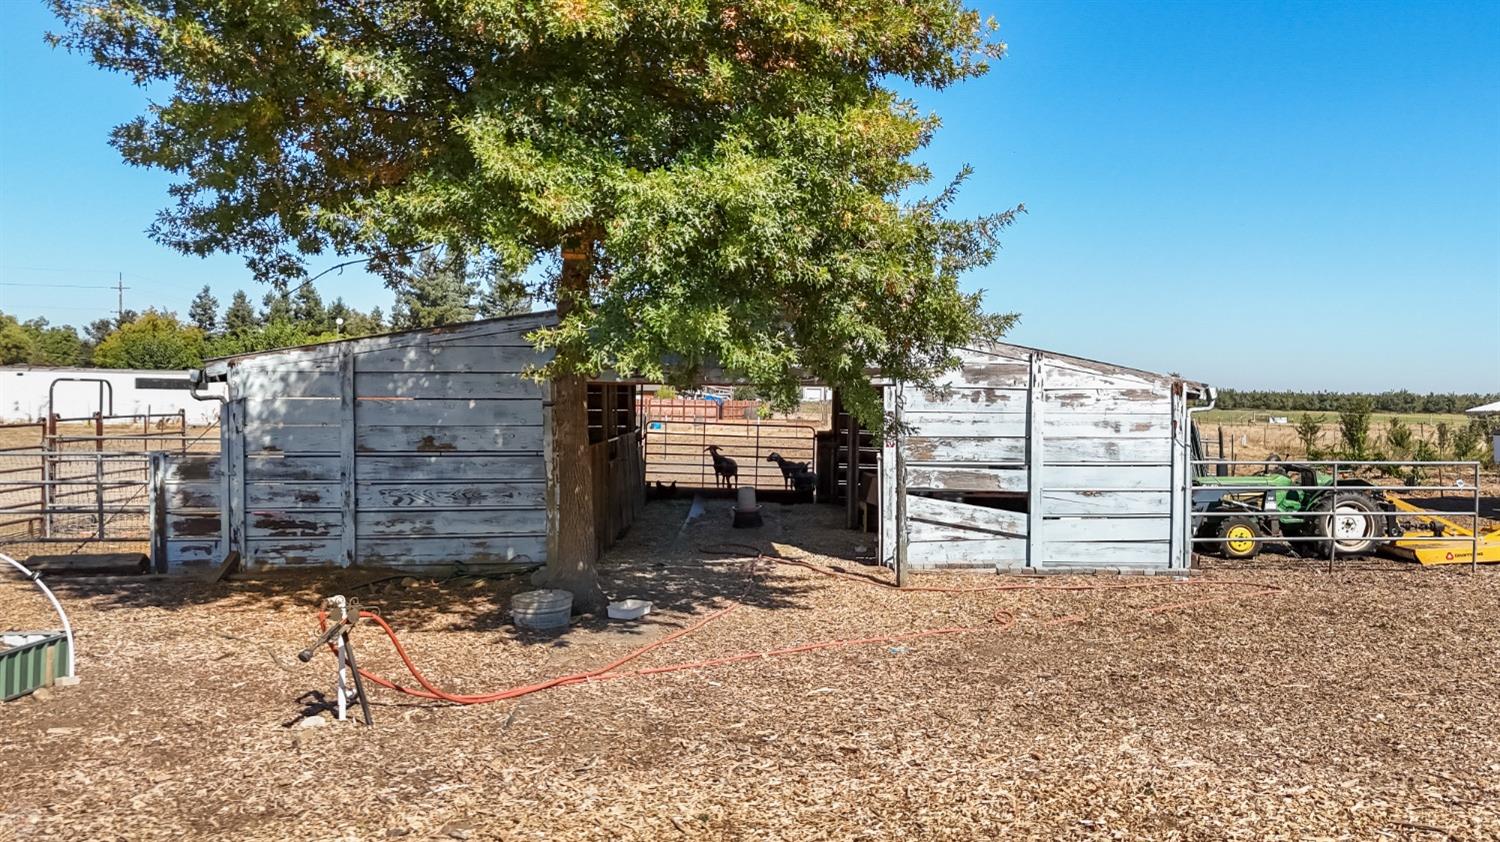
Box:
1316, 492, 1382, 557
1216, 516, 1263, 560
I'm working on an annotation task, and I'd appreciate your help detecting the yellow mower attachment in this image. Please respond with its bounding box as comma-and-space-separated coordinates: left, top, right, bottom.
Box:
1386, 496, 1500, 565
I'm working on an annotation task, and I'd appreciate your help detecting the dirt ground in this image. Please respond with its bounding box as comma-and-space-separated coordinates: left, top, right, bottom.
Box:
3, 500, 1499, 841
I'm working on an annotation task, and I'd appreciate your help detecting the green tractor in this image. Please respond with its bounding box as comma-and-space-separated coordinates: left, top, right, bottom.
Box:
1190, 423, 1393, 560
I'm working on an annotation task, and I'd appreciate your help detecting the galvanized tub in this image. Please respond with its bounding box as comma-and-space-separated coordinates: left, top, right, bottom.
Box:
510, 589, 573, 630
1, 630, 70, 701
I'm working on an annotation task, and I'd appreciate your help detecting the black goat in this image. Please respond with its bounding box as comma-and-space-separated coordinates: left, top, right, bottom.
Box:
705, 445, 738, 488
765, 452, 810, 490
647, 480, 679, 500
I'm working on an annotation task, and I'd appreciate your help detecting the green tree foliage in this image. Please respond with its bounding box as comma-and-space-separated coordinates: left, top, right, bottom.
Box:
31, 322, 85, 366
261, 289, 292, 324
476, 275, 531, 320
1452, 423, 1482, 461
1383, 416, 1414, 458
0, 313, 35, 364
90, 310, 206, 369
84, 311, 138, 347
49, 0, 1016, 429
51, 0, 1017, 607
293, 283, 328, 332
222, 290, 259, 334
1294, 413, 1325, 458
1217, 389, 1499, 415
0, 312, 86, 366
1338, 397, 1374, 460
389, 250, 480, 330
205, 320, 337, 357
188, 284, 219, 333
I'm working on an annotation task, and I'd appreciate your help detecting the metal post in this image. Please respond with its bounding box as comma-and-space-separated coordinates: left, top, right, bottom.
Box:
335, 635, 349, 722
1474, 462, 1481, 576
755, 419, 761, 488
95, 455, 105, 541
1327, 458, 1337, 574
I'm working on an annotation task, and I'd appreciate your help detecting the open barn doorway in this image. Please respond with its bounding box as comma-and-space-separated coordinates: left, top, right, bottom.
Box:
636, 386, 830, 502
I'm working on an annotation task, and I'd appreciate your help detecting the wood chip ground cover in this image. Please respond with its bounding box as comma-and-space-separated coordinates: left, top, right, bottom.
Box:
2, 500, 1497, 840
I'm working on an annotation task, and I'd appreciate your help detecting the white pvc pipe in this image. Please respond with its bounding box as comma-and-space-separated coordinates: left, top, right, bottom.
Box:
1, 553, 76, 678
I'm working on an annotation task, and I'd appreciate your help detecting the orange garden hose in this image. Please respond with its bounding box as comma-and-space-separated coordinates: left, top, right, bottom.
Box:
318, 545, 1281, 706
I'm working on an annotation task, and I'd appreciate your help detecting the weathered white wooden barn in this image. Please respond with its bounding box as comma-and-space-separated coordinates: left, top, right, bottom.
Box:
877, 344, 1208, 576
154, 313, 1207, 576
155, 312, 642, 571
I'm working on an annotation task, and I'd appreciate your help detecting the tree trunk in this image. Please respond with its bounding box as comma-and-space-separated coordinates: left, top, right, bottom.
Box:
536, 231, 606, 612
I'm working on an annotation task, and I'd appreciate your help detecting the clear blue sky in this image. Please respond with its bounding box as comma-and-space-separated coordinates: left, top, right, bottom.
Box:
2, 1, 1496, 391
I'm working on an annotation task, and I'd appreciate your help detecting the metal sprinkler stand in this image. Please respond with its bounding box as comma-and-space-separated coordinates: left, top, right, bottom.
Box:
297, 595, 374, 726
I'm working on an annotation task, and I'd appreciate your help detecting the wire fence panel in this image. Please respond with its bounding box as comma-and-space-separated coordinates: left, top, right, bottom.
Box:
1188, 457, 1487, 570
0, 416, 220, 561
640, 417, 819, 491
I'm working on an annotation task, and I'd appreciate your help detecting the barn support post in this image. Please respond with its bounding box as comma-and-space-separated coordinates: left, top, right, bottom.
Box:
337, 345, 357, 567
149, 452, 167, 573
1024, 352, 1046, 570
879, 383, 898, 575
845, 412, 859, 530
224, 375, 248, 570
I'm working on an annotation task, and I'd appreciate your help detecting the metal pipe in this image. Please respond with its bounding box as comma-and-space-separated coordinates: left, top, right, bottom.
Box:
1183, 387, 1218, 566
1, 553, 75, 679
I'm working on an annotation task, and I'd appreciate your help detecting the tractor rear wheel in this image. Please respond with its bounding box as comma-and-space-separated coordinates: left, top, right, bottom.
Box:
1216, 516, 1263, 560
1315, 492, 1382, 557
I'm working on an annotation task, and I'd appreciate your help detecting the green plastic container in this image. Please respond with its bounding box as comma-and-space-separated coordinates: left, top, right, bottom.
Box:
1, 631, 70, 701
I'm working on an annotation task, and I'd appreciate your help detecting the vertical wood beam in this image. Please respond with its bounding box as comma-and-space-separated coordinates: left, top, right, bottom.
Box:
1025, 352, 1046, 570
225, 375, 247, 570
148, 452, 166, 574
542, 378, 556, 567
845, 409, 859, 530
338, 346, 357, 567
880, 384, 898, 573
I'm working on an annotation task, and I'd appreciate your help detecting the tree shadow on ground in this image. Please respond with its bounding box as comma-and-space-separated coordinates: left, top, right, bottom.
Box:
30, 496, 870, 650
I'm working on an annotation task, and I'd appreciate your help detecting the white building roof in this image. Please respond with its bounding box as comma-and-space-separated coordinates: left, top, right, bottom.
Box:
1465, 400, 1500, 414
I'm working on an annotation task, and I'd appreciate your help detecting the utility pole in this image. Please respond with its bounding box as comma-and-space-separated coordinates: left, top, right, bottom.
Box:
115, 273, 128, 324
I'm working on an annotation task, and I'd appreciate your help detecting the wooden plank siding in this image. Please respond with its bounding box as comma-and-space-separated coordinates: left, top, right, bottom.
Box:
894, 343, 1195, 573
152, 453, 225, 572
1034, 356, 1177, 570
204, 315, 565, 572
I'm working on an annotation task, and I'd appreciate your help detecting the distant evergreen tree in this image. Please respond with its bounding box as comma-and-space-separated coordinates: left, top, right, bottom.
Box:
326, 297, 351, 334
261, 289, 292, 323
223, 290, 258, 334
188, 285, 219, 333
476, 275, 531, 319
293, 283, 328, 331
389, 251, 478, 329
84, 311, 137, 346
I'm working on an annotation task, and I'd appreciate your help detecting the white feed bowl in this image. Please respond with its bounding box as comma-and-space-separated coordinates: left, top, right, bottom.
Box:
607, 599, 653, 621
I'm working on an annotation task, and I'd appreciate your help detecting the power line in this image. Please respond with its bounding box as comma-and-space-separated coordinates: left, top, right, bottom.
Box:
0, 282, 124, 289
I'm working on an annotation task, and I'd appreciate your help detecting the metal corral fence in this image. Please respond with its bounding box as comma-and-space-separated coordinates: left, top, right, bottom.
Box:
1189, 458, 1485, 571
641, 417, 819, 491
0, 416, 220, 561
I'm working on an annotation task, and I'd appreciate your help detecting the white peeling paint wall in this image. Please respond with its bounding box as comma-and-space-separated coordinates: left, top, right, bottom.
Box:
0, 367, 224, 424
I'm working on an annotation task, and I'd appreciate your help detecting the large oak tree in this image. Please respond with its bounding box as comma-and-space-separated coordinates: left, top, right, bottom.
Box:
51, 0, 1018, 608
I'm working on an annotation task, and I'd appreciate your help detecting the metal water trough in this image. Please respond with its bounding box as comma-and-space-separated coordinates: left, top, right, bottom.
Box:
1, 631, 70, 701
